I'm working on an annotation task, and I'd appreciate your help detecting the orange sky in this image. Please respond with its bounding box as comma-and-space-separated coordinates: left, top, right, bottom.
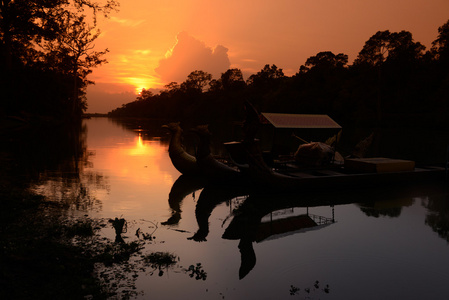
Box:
86, 0, 449, 113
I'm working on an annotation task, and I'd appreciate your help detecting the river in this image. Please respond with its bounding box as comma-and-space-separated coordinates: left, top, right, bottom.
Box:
31, 117, 449, 299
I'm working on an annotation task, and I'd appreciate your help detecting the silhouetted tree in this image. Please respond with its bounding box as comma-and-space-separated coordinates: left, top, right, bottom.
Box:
209, 68, 246, 93
355, 31, 424, 66
137, 89, 153, 101
109, 20, 449, 130
246, 64, 285, 87
181, 70, 212, 93
0, 0, 118, 120
353, 30, 425, 123
221, 68, 246, 91
160, 82, 181, 98
49, 14, 110, 115
245, 64, 285, 108
425, 19, 449, 124
430, 19, 449, 63
301, 51, 348, 72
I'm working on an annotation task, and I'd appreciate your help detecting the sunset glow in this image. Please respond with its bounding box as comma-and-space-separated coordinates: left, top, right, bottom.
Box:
86, 0, 449, 113
128, 133, 160, 157
124, 77, 158, 94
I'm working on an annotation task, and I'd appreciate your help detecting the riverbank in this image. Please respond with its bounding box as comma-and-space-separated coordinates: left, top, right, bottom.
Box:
0, 135, 144, 299
0, 150, 105, 299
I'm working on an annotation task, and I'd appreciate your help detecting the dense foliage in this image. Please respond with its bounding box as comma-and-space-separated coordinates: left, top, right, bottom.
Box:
0, 0, 118, 122
109, 21, 449, 129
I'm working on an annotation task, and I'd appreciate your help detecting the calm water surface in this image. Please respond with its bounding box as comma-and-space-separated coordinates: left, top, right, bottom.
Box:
33, 118, 449, 300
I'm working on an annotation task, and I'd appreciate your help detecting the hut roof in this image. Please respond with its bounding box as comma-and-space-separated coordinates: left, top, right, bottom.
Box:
261, 113, 341, 129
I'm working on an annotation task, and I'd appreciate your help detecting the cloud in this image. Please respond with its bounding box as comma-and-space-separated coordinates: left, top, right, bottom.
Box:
134, 49, 152, 55
155, 32, 231, 84
110, 16, 146, 27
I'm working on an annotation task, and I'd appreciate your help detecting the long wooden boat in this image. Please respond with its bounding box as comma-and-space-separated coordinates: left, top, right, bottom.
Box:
224, 140, 447, 192
163, 123, 245, 182
163, 119, 446, 191
273, 162, 445, 191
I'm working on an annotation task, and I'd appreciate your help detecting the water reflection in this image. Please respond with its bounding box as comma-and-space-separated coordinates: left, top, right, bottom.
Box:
19, 118, 449, 299
358, 197, 413, 218
422, 194, 449, 242
31, 124, 108, 212
34, 169, 107, 211
222, 193, 336, 279
160, 173, 342, 279
3, 121, 85, 181
161, 174, 207, 225
0, 119, 109, 213
187, 183, 249, 242
163, 172, 449, 282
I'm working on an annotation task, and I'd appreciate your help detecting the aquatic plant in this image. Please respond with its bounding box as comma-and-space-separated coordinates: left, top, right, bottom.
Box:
185, 263, 208, 281
142, 251, 178, 276
109, 217, 127, 235
289, 280, 330, 298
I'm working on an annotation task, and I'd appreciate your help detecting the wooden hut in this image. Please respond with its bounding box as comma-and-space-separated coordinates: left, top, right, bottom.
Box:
258, 113, 342, 157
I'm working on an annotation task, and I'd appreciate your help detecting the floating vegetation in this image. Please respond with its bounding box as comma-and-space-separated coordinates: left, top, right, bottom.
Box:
1, 190, 208, 300
142, 251, 178, 277
290, 285, 300, 296
109, 217, 127, 235
91, 217, 208, 297
290, 280, 330, 298
143, 251, 178, 266
140, 251, 208, 281
96, 240, 144, 266
185, 263, 208, 281
90, 218, 209, 298
135, 220, 159, 241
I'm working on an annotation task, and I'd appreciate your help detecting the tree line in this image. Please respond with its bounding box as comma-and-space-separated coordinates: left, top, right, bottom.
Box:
0, 0, 118, 123
109, 20, 449, 129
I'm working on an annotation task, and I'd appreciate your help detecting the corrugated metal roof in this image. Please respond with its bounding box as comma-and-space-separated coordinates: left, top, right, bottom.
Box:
261, 113, 341, 129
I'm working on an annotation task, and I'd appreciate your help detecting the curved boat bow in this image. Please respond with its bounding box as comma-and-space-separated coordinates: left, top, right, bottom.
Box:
162, 122, 200, 175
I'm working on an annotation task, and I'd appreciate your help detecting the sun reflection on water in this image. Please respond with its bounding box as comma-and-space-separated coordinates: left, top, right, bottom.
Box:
129, 133, 156, 157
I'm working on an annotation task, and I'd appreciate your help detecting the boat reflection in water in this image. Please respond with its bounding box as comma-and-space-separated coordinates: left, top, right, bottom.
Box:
222, 193, 336, 279
187, 183, 248, 242
162, 174, 249, 241
161, 174, 208, 226
162, 172, 446, 281
162, 175, 341, 279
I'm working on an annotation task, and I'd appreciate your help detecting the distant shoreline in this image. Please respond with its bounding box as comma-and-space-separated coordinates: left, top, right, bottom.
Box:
82, 113, 109, 118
